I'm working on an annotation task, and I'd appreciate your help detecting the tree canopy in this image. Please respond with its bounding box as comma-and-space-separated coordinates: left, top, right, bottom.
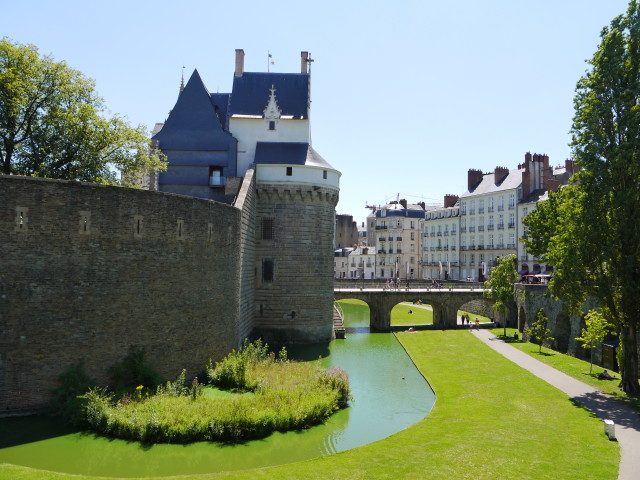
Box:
483, 254, 518, 336
523, 0, 640, 394
0, 38, 165, 185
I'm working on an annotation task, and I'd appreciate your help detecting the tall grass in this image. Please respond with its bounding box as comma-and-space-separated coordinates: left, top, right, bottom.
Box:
81, 341, 351, 443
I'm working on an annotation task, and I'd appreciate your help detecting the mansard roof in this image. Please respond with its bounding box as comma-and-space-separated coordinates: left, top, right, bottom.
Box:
229, 72, 309, 119
153, 70, 235, 151
460, 168, 522, 198
254, 142, 334, 169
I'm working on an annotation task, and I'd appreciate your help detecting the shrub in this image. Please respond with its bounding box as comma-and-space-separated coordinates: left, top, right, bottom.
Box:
207, 339, 270, 391
49, 362, 96, 425
108, 346, 162, 389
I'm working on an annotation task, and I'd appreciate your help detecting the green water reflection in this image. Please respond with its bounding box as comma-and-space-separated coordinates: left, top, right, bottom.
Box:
0, 301, 435, 477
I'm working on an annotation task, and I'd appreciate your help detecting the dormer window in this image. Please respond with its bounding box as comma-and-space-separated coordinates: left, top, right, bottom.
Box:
286, 167, 293, 176
269, 121, 276, 131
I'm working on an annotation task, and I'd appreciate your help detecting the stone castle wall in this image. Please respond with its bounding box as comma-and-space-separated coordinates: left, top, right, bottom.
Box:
235, 168, 257, 341
254, 184, 339, 343
0, 176, 246, 413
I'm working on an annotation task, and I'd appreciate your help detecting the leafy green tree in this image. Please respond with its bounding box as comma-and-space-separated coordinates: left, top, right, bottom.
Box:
575, 310, 613, 374
526, 309, 555, 354
483, 254, 518, 337
0, 38, 165, 184
523, 1, 640, 394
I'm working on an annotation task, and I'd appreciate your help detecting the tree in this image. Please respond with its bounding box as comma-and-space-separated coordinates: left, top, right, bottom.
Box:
483, 254, 518, 337
575, 310, 613, 374
0, 38, 165, 184
523, 0, 640, 394
526, 309, 555, 354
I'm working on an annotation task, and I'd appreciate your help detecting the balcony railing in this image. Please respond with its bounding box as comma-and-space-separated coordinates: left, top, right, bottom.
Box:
520, 255, 529, 261
507, 243, 516, 249
379, 237, 386, 242
508, 222, 515, 228
461, 246, 468, 251
498, 205, 504, 211
477, 245, 484, 250
444, 231, 449, 236
497, 243, 505, 249
378, 249, 386, 254
488, 206, 494, 212
460, 227, 467, 233
396, 237, 402, 241
478, 226, 484, 231
497, 224, 504, 230
488, 225, 494, 230
396, 249, 402, 253
437, 232, 442, 236
451, 246, 457, 251
469, 226, 475, 232
376, 225, 388, 230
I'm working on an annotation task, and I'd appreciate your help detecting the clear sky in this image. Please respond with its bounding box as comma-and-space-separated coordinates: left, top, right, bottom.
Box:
1, 0, 631, 225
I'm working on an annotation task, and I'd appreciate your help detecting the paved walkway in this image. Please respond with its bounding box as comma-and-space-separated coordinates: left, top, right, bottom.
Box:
472, 329, 640, 480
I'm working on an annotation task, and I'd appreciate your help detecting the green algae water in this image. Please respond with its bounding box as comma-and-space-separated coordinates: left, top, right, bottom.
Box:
0, 301, 435, 477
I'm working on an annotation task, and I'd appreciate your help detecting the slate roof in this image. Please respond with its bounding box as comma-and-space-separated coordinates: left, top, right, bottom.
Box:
153, 70, 235, 151
229, 72, 309, 119
210, 93, 231, 130
254, 142, 334, 169
460, 168, 522, 198
376, 204, 426, 219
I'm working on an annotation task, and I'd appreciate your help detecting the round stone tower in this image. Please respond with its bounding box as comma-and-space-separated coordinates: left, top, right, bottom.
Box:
253, 157, 340, 344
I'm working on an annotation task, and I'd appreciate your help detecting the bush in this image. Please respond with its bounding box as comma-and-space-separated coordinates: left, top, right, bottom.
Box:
49, 362, 96, 425
207, 339, 270, 390
108, 346, 162, 389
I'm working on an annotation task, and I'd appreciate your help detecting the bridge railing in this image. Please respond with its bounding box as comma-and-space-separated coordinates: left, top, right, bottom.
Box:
333, 279, 485, 291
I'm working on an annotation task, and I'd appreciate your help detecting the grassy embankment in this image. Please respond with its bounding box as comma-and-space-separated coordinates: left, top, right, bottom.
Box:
81, 342, 350, 444
490, 327, 640, 412
0, 329, 618, 480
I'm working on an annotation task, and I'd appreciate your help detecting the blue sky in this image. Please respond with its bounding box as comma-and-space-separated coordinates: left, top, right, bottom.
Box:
1, 0, 631, 224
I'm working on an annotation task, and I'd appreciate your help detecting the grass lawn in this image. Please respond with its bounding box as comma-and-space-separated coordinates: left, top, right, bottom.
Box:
458, 310, 492, 323
490, 327, 640, 412
0, 330, 618, 480
391, 302, 433, 326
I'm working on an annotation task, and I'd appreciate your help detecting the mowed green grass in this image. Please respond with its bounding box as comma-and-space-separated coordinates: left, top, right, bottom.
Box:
490, 327, 640, 412
1, 330, 618, 480
391, 302, 433, 326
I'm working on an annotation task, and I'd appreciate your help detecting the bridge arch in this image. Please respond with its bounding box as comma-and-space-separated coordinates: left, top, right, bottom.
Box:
334, 288, 491, 331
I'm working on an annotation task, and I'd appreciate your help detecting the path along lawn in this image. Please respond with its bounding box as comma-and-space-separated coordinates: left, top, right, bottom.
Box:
0, 330, 618, 480
490, 327, 640, 413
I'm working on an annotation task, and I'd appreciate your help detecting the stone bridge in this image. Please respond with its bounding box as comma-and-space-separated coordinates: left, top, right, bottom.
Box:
334, 288, 493, 331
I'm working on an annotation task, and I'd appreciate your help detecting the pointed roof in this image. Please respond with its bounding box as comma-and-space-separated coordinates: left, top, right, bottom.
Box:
153, 69, 235, 150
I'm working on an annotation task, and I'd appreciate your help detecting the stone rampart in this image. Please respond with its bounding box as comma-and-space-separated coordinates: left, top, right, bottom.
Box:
0, 176, 245, 413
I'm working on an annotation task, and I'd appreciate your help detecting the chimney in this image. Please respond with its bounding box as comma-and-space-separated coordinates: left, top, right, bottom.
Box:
444, 194, 459, 208
494, 166, 509, 185
468, 169, 483, 191
234, 49, 245, 77
363, 247, 368, 255
418, 201, 426, 210
565, 159, 577, 173
399, 199, 408, 209
301, 51, 309, 73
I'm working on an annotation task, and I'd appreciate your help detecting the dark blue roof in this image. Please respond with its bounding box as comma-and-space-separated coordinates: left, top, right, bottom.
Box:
210, 93, 230, 130
254, 142, 334, 169
229, 72, 309, 119
375, 208, 425, 219
153, 70, 235, 151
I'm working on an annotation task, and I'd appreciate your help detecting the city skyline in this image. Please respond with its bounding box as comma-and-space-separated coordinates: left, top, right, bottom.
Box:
1, 0, 631, 224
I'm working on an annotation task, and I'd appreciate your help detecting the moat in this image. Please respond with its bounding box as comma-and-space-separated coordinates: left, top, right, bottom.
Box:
0, 301, 435, 477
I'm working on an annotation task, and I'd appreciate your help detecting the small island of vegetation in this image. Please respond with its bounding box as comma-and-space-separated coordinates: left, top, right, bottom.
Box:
62, 340, 350, 444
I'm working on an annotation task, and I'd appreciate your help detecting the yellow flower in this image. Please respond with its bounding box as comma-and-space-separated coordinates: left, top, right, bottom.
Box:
136, 385, 144, 390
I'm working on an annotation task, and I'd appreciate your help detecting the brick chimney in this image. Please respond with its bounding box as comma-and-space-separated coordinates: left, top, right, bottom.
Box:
444, 194, 459, 208
418, 201, 426, 210
494, 166, 509, 185
301, 51, 309, 73
399, 199, 408, 209
522, 152, 532, 199
234, 49, 245, 77
468, 169, 483, 191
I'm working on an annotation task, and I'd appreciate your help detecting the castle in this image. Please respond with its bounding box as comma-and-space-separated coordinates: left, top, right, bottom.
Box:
0, 50, 340, 413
